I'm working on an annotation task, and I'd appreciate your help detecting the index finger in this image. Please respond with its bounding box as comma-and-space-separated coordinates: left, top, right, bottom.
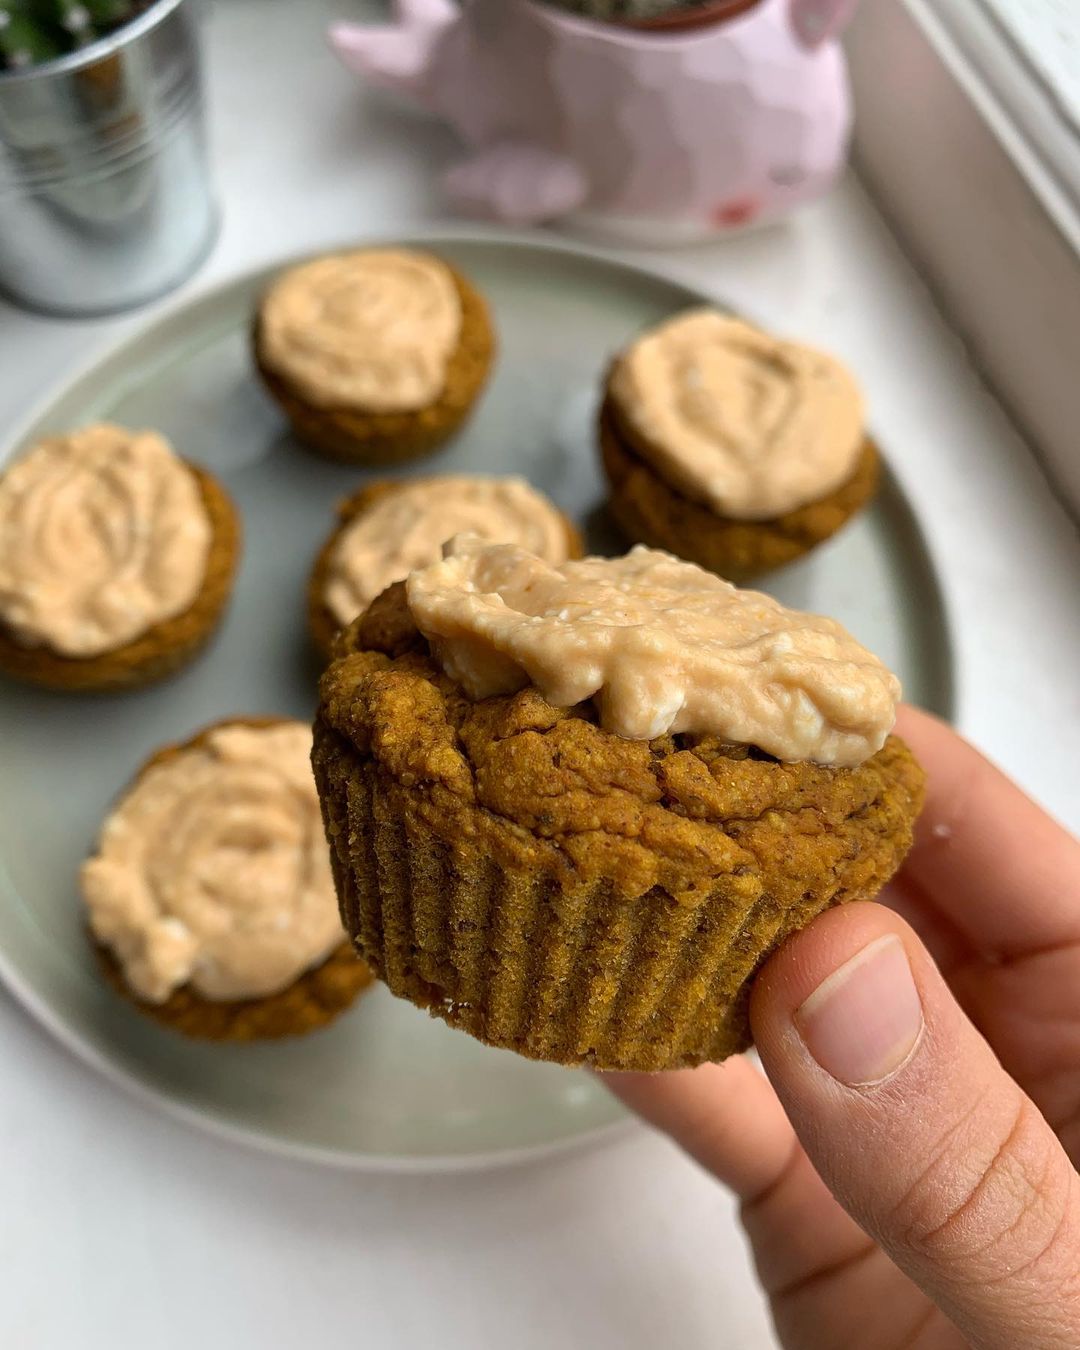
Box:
603, 1056, 795, 1201
893, 705, 1080, 959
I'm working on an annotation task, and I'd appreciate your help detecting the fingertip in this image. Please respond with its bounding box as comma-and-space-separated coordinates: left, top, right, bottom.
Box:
596, 1059, 797, 1199
893, 704, 969, 772
596, 1067, 673, 1110
890, 706, 1080, 954
893, 701, 951, 741
598, 1060, 751, 1115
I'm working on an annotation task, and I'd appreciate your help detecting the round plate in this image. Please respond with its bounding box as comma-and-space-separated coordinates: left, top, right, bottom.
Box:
0, 231, 953, 1170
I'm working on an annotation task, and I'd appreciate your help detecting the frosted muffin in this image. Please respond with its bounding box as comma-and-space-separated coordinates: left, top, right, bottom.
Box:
0, 424, 240, 693
308, 475, 583, 658
253, 248, 496, 464
313, 537, 924, 1071
600, 310, 879, 580
82, 718, 374, 1041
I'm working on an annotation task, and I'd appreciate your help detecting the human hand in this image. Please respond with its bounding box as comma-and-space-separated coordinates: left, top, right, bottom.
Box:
605, 706, 1080, 1349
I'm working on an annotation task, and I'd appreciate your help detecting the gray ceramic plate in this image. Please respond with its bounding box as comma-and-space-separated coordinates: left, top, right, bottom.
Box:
0, 232, 953, 1170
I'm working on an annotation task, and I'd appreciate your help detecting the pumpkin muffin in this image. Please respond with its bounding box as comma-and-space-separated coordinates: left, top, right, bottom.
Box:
253, 248, 495, 464
308, 475, 583, 659
600, 310, 879, 581
0, 424, 240, 693
313, 537, 924, 1072
81, 718, 374, 1041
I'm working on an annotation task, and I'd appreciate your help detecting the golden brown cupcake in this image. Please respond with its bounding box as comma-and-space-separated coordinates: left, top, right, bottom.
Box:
81, 718, 374, 1042
600, 310, 879, 581
308, 475, 583, 659
0, 424, 240, 693
253, 248, 495, 465
313, 537, 924, 1072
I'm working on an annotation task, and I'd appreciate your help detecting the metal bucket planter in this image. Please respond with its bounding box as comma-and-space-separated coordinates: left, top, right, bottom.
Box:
0, 0, 217, 316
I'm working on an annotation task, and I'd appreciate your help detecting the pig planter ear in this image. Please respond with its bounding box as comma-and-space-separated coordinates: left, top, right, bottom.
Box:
789, 0, 860, 48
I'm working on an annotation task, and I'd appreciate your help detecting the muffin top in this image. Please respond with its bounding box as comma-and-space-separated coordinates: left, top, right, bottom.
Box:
258, 248, 463, 412
81, 721, 345, 1004
321, 476, 575, 629
318, 574, 921, 902
406, 537, 898, 766
0, 424, 212, 658
608, 310, 865, 520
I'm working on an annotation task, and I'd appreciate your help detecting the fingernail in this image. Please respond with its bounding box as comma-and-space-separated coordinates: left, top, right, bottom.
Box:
795, 935, 924, 1087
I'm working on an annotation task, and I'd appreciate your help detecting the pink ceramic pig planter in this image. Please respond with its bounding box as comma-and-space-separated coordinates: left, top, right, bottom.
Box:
330, 0, 860, 244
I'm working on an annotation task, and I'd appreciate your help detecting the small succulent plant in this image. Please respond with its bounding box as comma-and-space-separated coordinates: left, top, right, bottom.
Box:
0, 0, 153, 72
538, 0, 722, 22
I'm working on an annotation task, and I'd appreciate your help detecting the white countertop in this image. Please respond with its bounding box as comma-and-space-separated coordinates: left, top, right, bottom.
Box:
1, 3, 1078, 1347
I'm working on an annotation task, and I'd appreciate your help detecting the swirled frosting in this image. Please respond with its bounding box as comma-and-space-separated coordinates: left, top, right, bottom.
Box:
407, 537, 899, 767
258, 249, 462, 411
609, 310, 865, 520
81, 722, 345, 1004
323, 475, 573, 628
0, 424, 212, 658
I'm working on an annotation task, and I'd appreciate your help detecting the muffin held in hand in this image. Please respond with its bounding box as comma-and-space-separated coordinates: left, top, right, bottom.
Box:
253, 248, 495, 464
308, 475, 582, 659
600, 309, 879, 581
313, 536, 924, 1072
81, 718, 374, 1041
0, 424, 240, 692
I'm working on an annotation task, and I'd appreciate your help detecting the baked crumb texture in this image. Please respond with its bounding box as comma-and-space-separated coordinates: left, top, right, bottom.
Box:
0, 464, 241, 693
314, 586, 925, 1071
600, 397, 880, 582
254, 264, 496, 466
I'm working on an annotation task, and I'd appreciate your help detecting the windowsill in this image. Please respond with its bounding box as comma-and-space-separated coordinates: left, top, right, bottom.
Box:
846, 0, 1080, 518
925, 0, 1080, 246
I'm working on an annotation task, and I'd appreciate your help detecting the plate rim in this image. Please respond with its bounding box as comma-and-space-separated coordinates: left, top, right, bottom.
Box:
0, 224, 953, 1172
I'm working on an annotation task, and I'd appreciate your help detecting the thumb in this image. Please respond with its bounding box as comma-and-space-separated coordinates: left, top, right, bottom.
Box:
751, 902, 1080, 1350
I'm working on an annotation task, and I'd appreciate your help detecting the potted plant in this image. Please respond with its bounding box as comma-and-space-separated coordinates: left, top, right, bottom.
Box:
0, 0, 217, 315
535, 0, 763, 31
0, 2, 157, 71
332, 0, 861, 243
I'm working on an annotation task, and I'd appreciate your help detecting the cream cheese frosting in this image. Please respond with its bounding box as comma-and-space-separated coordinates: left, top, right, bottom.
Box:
258, 249, 463, 411
406, 537, 899, 767
81, 722, 345, 1004
609, 310, 865, 520
323, 475, 573, 628
0, 424, 212, 658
